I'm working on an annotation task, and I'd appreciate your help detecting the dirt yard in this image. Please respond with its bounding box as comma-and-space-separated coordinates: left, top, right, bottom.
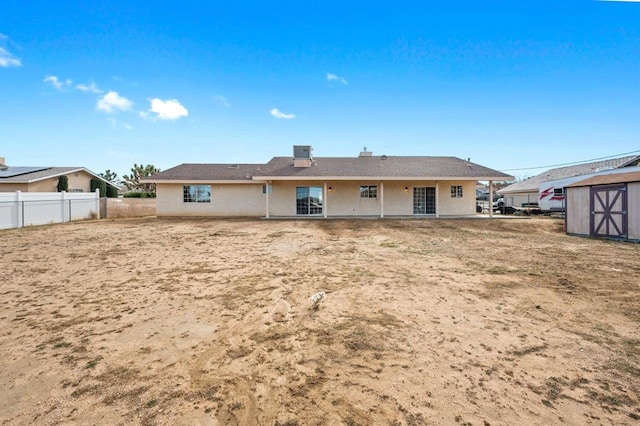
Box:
1, 217, 639, 425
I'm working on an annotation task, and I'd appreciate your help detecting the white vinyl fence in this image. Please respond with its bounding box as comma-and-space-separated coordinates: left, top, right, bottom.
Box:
0, 190, 100, 230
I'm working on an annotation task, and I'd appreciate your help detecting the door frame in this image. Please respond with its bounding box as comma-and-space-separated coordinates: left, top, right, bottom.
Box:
590, 183, 627, 238
413, 186, 436, 215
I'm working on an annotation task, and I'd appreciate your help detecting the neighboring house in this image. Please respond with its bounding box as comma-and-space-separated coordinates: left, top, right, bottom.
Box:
0, 158, 117, 195
498, 155, 640, 207
565, 170, 640, 241
146, 146, 512, 218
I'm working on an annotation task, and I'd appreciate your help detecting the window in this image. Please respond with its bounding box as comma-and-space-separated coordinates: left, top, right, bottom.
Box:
183, 185, 211, 203
554, 188, 564, 196
262, 184, 272, 194
360, 185, 378, 199
451, 185, 463, 198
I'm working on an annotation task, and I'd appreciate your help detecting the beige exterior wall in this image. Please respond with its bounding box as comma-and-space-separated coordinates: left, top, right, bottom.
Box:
156, 179, 480, 218
500, 191, 539, 207
268, 180, 477, 217
156, 183, 265, 217
437, 180, 477, 216
628, 182, 640, 240
0, 183, 28, 192
565, 186, 590, 235
0, 170, 101, 193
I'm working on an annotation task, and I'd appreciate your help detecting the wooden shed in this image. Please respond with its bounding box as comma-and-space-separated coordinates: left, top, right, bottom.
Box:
565, 171, 640, 241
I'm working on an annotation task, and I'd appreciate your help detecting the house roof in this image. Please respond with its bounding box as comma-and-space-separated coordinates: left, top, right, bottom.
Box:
567, 171, 640, 188
499, 155, 640, 194
147, 156, 513, 182
254, 156, 512, 180
0, 166, 118, 188
147, 164, 265, 182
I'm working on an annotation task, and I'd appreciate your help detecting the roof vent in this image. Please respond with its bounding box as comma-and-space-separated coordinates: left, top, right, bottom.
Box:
228, 164, 240, 169
380, 155, 388, 160
293, 145, 313, 168
0, 157, 6, 171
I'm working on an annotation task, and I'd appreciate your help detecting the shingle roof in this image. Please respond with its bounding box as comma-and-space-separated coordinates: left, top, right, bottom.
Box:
147, 157, 513, 182
499, 155, 640, 194
147, 164, 265, 181
0, 167, 85, 183
255, 156, 511, 180
567, 171, 640, 188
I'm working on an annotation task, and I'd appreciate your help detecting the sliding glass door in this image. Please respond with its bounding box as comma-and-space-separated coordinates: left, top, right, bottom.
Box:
413, 187, 436, 215
296, 187, 323, 215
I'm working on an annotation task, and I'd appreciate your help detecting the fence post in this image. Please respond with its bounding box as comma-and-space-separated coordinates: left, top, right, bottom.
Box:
95, 188, 100, 219
15, 190, 22, 228
61, 191, 67, 222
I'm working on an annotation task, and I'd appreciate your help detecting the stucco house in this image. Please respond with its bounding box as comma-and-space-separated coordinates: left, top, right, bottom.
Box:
146, 146, 512, 218
0, 157, 117, 194
498, 155, 640, 207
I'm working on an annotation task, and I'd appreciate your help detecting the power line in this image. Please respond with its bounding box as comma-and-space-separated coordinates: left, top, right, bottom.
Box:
502, 149, 640, 172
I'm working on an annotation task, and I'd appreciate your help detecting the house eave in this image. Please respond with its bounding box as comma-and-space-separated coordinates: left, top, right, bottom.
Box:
149, 179, 264, 185
253, 175, 513, 182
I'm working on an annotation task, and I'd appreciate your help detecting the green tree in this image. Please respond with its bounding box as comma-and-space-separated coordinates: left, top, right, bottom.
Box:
90, 178, 107, 197
122, 164, 160, 192
57, 175, 68, 192
99, 169, 120, 185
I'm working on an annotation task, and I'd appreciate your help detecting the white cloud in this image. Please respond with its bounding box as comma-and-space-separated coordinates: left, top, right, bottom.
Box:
147, 98, 189, 120
0, 34, 21, 68
43, 75, 72, 91
96, 91, 133, 113
326, 73, 348, 85
214, 94, 231, 108
76, 82, 103, 94
270, 108, 295, 119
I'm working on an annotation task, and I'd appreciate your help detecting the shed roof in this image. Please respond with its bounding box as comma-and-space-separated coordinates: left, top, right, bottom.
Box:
499, 155, 640, 194
567, 171, 640, 188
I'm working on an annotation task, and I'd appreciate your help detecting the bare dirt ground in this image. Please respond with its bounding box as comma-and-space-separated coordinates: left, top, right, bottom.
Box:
1, 217, 639, 425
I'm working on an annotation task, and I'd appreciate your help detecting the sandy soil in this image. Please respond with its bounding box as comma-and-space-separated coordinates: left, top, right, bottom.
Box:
1, 217, 639, 425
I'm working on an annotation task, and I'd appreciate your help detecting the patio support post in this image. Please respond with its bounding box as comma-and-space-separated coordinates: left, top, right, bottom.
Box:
323, 182, 328, 218
265, 181, 270, 218
435, 182, 440, 218
489, 180, 494, 218
380, 181, 384, 218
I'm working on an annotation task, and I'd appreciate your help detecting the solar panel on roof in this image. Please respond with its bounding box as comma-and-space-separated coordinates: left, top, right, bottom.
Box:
0, 167, 51, 178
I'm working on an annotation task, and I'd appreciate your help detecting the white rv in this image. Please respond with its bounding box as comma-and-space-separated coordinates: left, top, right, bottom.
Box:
538, 166, 640, 212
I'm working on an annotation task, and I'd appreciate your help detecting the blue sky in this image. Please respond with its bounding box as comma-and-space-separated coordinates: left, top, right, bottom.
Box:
1, 1, 639, 180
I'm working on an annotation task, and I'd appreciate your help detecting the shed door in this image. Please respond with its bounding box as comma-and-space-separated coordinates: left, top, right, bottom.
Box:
590, 184, 627, 238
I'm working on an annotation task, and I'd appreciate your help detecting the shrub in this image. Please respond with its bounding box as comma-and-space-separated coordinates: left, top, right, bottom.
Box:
106, 185, 119, 198
90, 179, 107, 197
57, 175, 69, 192
123, 191, 156, 198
